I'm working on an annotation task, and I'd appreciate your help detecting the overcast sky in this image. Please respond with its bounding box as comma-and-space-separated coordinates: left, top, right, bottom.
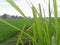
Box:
0, 0, 60, 17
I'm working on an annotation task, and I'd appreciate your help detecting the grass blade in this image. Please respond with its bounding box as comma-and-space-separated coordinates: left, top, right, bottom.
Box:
32, 5, 43, 45
7, 0, 28, 21
53, 0, 60, 45
16, 25, 25, 45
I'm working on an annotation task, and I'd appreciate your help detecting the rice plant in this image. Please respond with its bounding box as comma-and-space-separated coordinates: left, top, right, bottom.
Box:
0, 0, 60, 45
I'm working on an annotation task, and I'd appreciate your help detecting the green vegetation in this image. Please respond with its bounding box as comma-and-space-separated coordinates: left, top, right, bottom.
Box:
0, 0, 60, 45
0, 17, 59, 45
0, 18, 33, 43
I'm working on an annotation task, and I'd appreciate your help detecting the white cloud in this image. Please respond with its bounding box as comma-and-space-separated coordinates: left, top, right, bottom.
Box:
0, 2, 8, 5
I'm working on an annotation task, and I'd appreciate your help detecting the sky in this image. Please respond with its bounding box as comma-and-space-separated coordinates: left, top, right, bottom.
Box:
0, 0, 60, 17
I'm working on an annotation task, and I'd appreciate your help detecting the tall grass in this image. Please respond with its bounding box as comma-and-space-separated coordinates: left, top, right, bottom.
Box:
0, 0, 59, 45
53, 0, 60, 45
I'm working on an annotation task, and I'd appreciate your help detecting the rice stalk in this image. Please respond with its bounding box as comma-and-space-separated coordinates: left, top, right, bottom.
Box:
16, 25, 26, 45
53, 0, 60, 45
7, 0, 29, 21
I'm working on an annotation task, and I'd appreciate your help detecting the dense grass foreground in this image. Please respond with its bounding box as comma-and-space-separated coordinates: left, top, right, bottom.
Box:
0, 0, 60, 45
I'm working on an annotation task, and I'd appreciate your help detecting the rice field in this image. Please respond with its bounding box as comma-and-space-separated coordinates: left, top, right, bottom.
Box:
0, 18, 59, 45
0, 18, 33, 43
0, 0, 60, 45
